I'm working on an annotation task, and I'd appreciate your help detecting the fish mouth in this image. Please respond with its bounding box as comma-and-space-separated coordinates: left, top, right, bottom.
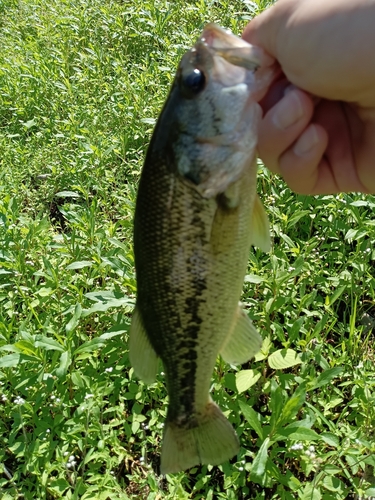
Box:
187, 23, 278, 106
199, 23, 274, 73
174, 24, 279, 198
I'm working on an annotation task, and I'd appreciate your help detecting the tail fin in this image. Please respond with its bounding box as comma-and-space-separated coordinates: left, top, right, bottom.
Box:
160, 401, 239, 474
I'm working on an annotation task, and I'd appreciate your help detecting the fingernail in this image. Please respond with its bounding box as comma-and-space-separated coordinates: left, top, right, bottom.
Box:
272, 91, 304, 130
285, 84, 321, 107
283, 84, 298, 95
293, 126, 319, 156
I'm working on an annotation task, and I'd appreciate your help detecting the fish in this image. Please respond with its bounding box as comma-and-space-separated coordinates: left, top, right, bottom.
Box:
129, 23, 277, 474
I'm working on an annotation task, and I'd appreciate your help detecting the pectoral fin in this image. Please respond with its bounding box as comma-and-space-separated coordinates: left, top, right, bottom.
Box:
218, 181, 240, 209
220, 306, 262, 364
251, 194, 271, 252
129, 305, 159, 384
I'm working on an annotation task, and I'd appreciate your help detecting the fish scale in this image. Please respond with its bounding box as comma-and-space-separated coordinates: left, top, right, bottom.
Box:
129, 23, 277, 474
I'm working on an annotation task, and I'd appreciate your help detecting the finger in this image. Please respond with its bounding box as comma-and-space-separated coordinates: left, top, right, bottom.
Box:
314, 100, 368, 193
355, 107, 375, 192
257, 89, 315, 174
259, 76, 289, 114
278, 124, 331, 194
242, 2, 284, 58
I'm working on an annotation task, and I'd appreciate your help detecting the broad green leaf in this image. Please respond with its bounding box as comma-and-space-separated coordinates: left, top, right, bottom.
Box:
82, 301, 132, 316
36, 287, 54, 297
85, 290, 133, 303
1, 493, 15, 500
66, 303, 82, 333
71, 371, 87, 388
350, 200, 368, 207
322, 475, 347, 493
107, 237, 129, 252
265, 459, 285, 486
235, 369, 261, 393
308, 367, 344, 391
244, 274, 264, 284
14, 340, 40, 357
277, 385, 306, 426
99, 330, 127, 340
286, 210, 310, 229
132, 420, 140, 434
48, 478, 70, 495
269, 380, 284, 431
55, 190, 80, 198
141, 117, 156, 125
56, 351, 72, 378
147, 473, 158, 491
287, 317, 305, 342
74, 338, 106, 355
22, 118, 37, 129
344, 228, 367, 242
66, 260, 93, 270
239, 400, 263, 439
345, 228, 358, 241
280, 233, 295, 248
325, 286, 346, 306
322, 465, 342, 475
205, 489, 213, 500
275, 426, 319, 442
321, 396, 343, 411
82, 447, 96, 464
305, 402, 336, 431
35, 335, 64, 352
268, 349, 302, 369
282, 418, 314, 430
0, 353, 20, 368
299, 483, 322, 500
0, 344, 21, 353
250, 437, 270, 478
254, 336, 271, 361
287, 474, 302, 492
82, 291, 135, 316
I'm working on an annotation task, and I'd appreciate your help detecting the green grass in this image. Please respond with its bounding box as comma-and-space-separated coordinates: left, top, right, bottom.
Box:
0, 0, 374, 498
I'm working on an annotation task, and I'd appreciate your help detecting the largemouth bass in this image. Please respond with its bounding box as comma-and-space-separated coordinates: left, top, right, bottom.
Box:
129, 24, 277, 474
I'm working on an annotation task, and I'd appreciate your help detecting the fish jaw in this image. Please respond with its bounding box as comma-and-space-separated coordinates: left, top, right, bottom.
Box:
200, 23, 278, 104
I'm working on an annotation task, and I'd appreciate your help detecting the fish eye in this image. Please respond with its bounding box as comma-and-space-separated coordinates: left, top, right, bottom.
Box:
180, 68, 206, 98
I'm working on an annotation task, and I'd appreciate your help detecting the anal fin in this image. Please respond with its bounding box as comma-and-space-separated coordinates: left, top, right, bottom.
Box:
220, 306, 262, 364
129, 304, 159, 384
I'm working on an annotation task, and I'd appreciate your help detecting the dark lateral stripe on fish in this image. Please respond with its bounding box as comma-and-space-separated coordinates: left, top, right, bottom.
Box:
165, 206, 210, 422
166, 292, 207, 422
165, 226, 209, 423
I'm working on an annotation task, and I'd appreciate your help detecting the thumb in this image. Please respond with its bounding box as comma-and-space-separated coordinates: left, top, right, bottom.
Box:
242, 2, 289, 59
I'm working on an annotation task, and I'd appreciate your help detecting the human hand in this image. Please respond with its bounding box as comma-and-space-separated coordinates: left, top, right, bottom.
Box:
243, 0, 375, 194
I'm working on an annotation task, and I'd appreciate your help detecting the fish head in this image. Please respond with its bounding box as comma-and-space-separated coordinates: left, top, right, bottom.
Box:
159, 23, 278, 198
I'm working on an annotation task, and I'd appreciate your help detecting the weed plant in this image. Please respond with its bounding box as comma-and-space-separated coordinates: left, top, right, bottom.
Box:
0, 0, 374, 498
